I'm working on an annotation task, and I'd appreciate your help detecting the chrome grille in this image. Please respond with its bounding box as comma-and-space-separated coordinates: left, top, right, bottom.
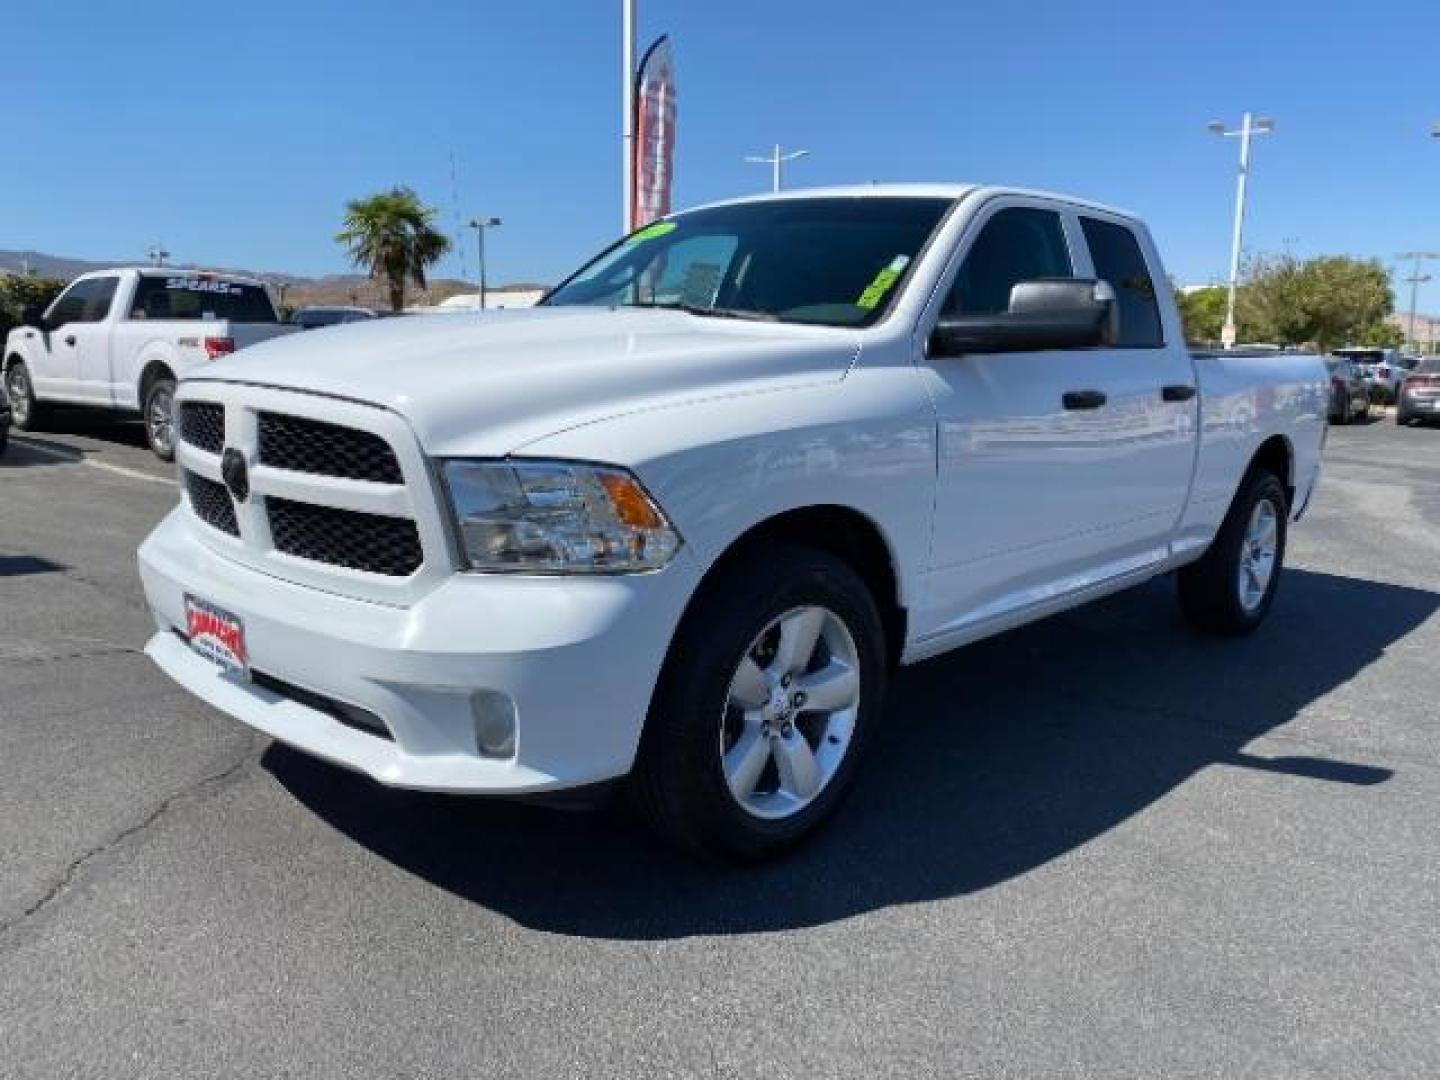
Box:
178, 401, 225, 454
184, 470, 239, 536
258, 412, 402, 484
267, 497, 422, 576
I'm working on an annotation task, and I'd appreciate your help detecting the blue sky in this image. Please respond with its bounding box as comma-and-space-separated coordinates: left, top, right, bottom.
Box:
5, 0, 1438, 310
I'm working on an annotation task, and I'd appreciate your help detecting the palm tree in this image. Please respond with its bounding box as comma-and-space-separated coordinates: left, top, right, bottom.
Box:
335, 187, 452, 312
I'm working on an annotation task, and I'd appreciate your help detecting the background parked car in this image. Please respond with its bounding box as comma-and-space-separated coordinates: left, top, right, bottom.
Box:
1396, 356, 1440, 426
291, 305, 377, 331
1333, 346, 1406, 402
1325, 356, 1372, 423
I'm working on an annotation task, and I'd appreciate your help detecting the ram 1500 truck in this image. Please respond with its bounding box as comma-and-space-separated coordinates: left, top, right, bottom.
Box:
137, 185, 1328, 859
4, 268, 297, 459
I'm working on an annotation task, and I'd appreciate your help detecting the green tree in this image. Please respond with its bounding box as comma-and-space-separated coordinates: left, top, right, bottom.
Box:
1350, 320, 1404, 349
1175, 285, 1227, 344
1237, 254, 1394, 352
0, 275, 66, 343
335, 187, 452, 312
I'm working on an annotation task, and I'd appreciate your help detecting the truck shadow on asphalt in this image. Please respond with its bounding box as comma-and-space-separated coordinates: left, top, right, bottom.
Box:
265, 568, 1435, 939
1, 411, 148, 466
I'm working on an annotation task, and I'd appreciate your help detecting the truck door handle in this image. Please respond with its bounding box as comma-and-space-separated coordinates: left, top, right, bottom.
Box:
1162, 384, 1196, 402
1062, 390, 1107, 410
64, 335, 77, 346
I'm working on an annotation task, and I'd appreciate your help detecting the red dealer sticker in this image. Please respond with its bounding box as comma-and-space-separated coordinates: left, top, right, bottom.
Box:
184, 595, 248, 678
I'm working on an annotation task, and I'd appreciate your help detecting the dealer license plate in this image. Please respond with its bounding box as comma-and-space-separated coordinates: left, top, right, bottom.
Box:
184, 595, 248, 678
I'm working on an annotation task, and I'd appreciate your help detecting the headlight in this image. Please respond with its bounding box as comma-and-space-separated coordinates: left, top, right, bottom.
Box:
442, 459, 681, 574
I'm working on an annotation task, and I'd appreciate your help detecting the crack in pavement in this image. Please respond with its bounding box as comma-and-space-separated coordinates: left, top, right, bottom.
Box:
0, 644, 143, 668
0, 749, 258, 950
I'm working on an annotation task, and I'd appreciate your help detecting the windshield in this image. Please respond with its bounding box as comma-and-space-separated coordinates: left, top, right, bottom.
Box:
542, 197, 954, 327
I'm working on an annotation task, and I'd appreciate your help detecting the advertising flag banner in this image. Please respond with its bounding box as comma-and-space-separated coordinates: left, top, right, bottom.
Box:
632, 35, 676, 230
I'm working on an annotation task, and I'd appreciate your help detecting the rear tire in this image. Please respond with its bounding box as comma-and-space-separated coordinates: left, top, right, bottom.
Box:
4, 360, 44, 431
142, 376, 177, 461
633, 547, 886, 861
1177, 470, 1288, 637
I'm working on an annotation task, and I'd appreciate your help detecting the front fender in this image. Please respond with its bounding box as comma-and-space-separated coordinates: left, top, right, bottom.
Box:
4, 331, 42, 371
518, 369, 938, 611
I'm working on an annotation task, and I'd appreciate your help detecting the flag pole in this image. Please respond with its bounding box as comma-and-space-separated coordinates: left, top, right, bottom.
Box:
622, 0, 636, 233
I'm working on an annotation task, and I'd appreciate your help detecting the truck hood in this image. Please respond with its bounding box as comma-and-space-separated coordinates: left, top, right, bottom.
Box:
189, 306, 857, 456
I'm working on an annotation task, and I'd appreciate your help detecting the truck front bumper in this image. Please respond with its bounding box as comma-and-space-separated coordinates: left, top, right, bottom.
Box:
138, 509, 699, 794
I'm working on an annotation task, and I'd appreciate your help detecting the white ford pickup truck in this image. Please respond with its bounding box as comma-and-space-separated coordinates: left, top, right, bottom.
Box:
3, 268, 296, 459
138, 185, 1327, 859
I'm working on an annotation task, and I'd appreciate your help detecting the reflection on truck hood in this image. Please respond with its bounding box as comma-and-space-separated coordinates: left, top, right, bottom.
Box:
189, 306, 856, 457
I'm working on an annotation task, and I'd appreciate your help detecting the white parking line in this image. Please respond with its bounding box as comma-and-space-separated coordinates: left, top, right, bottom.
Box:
11, 437, 175, 487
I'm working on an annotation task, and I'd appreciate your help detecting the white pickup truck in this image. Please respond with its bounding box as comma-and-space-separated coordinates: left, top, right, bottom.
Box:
138, 185, 1328, 859
3, 268, 296, 459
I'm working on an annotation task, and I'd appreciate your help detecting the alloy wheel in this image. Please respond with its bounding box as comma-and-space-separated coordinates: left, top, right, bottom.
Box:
1237, 498, 1279, 613
6, 366, 30, 426
719, 605, 861, 821
147, 385, 175, 456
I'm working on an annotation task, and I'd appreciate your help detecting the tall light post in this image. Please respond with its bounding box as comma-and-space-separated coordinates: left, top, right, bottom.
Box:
622, 0, 636, 232
468, 217, 502, 310
1397, 251, 1440, 353
744, 144, 810, 193
1208, 113, 1274, 349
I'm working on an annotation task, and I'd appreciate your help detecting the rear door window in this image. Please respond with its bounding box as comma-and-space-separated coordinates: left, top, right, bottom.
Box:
129, 276, 277, 322
1080, 217, 1163, 348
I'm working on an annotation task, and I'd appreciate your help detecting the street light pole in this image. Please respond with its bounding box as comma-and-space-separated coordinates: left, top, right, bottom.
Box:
1397, 251, 1440, 353
743, 144, 811, 193
622, 0, 636, 232
1208, 113, 1274, 349
468, 217, 502, 310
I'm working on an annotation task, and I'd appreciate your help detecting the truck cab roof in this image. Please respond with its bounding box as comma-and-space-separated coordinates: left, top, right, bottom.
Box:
68, 267, 269, 289
691, 183, 1140, 222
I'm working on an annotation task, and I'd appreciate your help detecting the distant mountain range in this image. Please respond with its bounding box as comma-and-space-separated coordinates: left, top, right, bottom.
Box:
0, 248, 547, 310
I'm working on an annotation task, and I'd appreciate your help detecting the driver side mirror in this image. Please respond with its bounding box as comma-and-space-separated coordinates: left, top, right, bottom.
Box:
20, 304, 49, 331
930, 278, 1118, 357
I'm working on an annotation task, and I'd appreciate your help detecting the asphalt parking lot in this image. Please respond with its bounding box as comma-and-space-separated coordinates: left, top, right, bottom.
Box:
2, 410, 1437, 1079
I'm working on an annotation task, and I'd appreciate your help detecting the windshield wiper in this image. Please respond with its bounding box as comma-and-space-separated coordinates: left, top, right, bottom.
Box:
623, 300, 778, 322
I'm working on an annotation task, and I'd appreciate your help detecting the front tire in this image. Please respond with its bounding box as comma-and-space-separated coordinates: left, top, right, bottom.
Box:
143, 376, 177, 461
634, 547, 886, 861
1177, 470, 1288, 636
4, 360, 44, 431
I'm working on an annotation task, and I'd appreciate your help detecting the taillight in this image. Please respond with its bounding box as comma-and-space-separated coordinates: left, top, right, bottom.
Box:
203, 337, 235, 359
